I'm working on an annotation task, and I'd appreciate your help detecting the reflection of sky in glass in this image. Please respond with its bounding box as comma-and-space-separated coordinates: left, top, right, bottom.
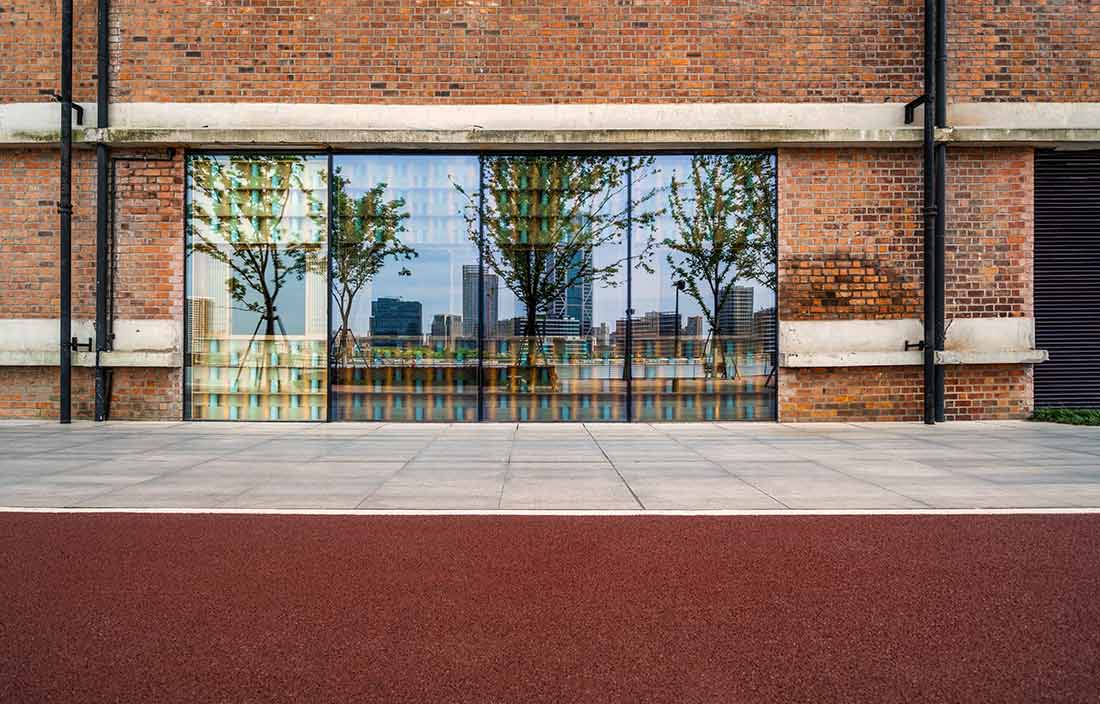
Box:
230, 256, 308, 335
635, 155, 776, 333
494, 159, 629, 328
332, 154, 777, 337
334, 155, 479, 335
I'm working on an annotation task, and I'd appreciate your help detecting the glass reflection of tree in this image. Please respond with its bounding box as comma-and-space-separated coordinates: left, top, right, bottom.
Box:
330, 170, 415, 365
457, 156, 659, 386
189, 155, 326, 380
663, 154, 776, 380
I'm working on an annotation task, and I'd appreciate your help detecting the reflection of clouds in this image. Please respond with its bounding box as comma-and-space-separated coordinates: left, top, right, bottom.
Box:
334, 153, 777, 335
348, 245, 475, 334
334, 155, 479, 335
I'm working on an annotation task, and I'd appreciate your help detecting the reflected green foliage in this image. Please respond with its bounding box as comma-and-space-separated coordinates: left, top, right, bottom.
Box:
188, 155, 326, 337
663, 154, 776, 378
457, 155, 661, 365
330, 170, 415, 364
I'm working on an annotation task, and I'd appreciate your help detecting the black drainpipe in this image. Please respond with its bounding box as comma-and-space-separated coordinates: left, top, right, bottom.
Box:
933, 0, 948, 422
906, 0, 937, 425
95, 0, 111, 421
58, 0, 75, 424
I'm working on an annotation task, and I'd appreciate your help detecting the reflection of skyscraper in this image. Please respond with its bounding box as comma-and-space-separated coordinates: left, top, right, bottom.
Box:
370, 297, 422, 344
515, 249, 593, 336
753, 307, 777, 354
512, 316, 581, 338
718, 285, 754, 337
430, 313, 462, 349
612, 311, 680, 356
462, 264, 498, 338
430, 313, 461, 338
685, 316, 704, 339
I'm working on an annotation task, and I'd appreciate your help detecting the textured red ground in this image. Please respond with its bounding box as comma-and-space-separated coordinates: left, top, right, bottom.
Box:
1, 514, 1098, 703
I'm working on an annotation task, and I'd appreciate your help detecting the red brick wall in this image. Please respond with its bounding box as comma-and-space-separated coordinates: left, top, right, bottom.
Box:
105, 0, 923, 104
0, 149, 96, 319
778, 146, 1036, 422
0, 149, 183, 420
112, 152, 185, 320
0, 0, 99, 104
780, 364, 1032, 422
778, 148, 923, 321
108, 368, 181, 420
945, 147, 1033, 318
951, 1, 1100, 102
780, 366, 923, 422
6, 1, 1095, 106
0, 368, 94, 419
944, 364, 1032, 421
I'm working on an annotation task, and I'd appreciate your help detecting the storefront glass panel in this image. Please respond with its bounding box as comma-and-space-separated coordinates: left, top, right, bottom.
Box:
631, 154, 777, 421
184, 151, 777, 422
185, 154, 329, 421
478, 156, 643, 422
329, 155, 479, 421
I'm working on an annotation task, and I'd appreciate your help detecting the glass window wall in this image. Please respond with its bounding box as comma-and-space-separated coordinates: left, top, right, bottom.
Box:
184, 152, 776, 422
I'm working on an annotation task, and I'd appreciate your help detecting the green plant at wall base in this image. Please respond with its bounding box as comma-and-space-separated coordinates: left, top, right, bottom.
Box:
456, 156, 661, 371
663, 154, 777, 380
1031, 408, 1100, 426
330, 171, 416, 365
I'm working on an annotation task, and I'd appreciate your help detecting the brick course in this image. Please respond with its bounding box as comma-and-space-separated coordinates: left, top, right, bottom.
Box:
945, 147, 1033, 319
3, 2, 1096, 106
778, 148, 923, 321
780, 364, 1032, 422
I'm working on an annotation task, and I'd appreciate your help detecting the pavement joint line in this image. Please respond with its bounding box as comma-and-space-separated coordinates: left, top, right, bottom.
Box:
66, 439, 275, 508
2, 507, 1099, 516
497, 423, 519, 509
770, 430, 940, 509
353, 424, 450, 509
584, 423, 645, 510
655, 422, 792, 509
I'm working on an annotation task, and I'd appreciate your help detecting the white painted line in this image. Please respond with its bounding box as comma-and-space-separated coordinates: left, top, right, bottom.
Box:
1, 507, 1099, 517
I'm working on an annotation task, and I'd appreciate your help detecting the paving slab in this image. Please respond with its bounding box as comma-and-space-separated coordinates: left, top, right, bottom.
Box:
1, 420, 1098, 510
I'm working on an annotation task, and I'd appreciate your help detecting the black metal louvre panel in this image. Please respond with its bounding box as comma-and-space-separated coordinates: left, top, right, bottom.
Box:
1034, 150, 1100, 408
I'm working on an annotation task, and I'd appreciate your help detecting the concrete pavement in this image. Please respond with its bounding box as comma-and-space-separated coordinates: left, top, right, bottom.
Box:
1, 420, 1098, 511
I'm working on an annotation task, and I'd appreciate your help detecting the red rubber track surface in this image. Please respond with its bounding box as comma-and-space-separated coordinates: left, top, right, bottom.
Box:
1, 514, 1098, 703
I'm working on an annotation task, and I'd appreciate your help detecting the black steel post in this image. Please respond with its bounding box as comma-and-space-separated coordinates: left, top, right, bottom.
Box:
921, 0, 937, 425
624, 159, 633, 422
59, 0, 74, 424
94, 0, 111, 421
933, 0, 948, 422
477, 156, 486, 422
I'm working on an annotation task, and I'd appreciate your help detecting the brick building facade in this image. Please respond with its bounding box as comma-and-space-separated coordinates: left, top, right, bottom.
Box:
0, 1, 1096, 422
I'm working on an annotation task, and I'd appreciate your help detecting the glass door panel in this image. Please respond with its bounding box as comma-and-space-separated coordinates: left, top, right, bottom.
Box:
185, 154, 329, 421
330, 155, 479, 421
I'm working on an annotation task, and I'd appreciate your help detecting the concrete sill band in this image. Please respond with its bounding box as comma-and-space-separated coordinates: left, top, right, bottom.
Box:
779, 349, 1049, 369
0, 349, 1049, 370
0, 351, 178, 368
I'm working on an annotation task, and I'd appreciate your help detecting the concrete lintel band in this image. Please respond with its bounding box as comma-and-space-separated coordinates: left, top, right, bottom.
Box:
2, 102, 1099, 148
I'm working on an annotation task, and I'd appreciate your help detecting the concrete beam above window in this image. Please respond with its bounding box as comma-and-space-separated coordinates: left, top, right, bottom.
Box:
2, 102, 1098, 149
